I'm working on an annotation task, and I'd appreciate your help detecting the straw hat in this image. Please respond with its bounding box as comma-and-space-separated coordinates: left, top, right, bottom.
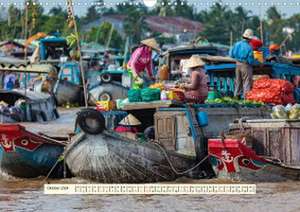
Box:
242, 28, 254, 39
186, 55, 205, 69
141, 38, 160, 52
119, 114, 141, 126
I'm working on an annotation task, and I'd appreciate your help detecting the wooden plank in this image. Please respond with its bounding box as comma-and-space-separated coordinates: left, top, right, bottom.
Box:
123, 100, 175, 110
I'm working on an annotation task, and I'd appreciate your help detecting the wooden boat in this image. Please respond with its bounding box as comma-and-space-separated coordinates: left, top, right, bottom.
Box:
0, 89, 59, 123
208, 138, 300, 181
208, 119, 300, 181
65, 108, 214, 183
0, 124, 66, 178
54, 79, 82, 106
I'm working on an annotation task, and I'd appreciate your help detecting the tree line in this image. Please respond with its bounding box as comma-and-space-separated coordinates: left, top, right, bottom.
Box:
0, 0, 299, 51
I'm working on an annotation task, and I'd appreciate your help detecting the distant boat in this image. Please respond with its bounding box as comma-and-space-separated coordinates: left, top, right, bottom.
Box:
0, 124, 66, 178
0, 89, 59, 123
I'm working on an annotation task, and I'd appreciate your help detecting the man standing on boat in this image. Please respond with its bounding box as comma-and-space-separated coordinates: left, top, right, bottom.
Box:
230, 29, 255, 98
127, 38, 160, 88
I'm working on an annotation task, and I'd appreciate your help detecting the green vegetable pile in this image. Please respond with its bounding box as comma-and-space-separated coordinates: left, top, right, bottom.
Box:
205, 97, 264, 107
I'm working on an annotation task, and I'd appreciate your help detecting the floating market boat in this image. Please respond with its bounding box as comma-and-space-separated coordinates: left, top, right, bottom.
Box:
0, 124, 66, 178
208, 119, 300, 181
65, 108, 214, 183
0, 89, 59, 123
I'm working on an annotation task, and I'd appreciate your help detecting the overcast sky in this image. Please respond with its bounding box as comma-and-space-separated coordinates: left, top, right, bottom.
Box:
2, 0, 300, 17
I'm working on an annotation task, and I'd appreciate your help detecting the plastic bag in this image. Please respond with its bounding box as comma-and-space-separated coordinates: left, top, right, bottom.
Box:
272, 105, 288, 119
246, 78, 295, 104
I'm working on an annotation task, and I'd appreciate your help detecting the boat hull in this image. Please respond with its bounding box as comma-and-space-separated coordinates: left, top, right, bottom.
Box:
0, 144, 64, 178
208, 138, 300, 182
0, 124, 65, 178
65, 132, 212, 183
54, 80, 82, 106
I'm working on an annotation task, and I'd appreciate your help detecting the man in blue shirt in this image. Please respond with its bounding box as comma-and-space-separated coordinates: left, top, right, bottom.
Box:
230, 29, 255, 98
4, 72, 16, 90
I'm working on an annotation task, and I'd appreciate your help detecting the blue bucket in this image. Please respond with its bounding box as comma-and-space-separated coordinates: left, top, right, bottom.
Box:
197, 111, 208, 127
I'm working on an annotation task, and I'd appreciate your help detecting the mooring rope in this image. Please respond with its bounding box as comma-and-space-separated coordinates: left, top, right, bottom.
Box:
40, 154, 64, 186
40, 133, 84, 186
153, 142, 209, 175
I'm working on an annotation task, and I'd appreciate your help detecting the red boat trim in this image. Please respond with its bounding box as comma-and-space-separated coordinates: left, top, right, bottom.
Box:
0, 124, 63, 153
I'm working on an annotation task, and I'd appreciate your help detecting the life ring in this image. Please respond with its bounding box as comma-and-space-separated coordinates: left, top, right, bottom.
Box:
101, 73, 112, 83
76, 109, 106, 134
98, 92, 112, 101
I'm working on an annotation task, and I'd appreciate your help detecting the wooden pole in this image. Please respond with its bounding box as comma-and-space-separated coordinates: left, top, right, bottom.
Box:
230, 31, 233, 47
259, 6, 264, 42
106, 24, 114, 49
67, 0, 88, 108
24, 1, 28, 96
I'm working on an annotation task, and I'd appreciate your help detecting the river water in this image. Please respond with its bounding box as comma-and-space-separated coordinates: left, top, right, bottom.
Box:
1, 171, 300, 212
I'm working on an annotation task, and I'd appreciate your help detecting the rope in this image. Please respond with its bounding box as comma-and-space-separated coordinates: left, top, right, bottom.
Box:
40, 133, 85, 186
40, 154, 64, 186
153, 142, 209, 175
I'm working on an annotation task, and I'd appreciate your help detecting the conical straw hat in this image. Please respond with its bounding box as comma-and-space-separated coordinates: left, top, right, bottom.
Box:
141, 38, 160, 52
186, 55, 205, 68
242, 28, 254, 39
119, 114, 141, 126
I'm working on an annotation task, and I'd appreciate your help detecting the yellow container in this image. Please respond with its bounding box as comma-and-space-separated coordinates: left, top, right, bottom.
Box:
167, 90, 185, 101
254, 51, 264, 63
96, 101, 115, 111
167, 91, 176, 100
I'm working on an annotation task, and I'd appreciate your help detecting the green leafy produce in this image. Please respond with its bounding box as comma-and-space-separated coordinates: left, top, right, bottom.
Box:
205, 96, 264, 106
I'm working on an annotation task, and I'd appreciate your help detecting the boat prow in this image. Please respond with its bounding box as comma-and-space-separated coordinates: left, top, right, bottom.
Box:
208, 138, 300, 181
0, 124, 66, 178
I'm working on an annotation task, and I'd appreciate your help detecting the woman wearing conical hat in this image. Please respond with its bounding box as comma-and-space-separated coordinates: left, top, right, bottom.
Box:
115, 114, 141, 137
127, 38, 160, 88
179, 55, 208, 103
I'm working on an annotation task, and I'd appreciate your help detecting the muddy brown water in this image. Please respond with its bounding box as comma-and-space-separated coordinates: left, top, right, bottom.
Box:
1, 171, 300, 212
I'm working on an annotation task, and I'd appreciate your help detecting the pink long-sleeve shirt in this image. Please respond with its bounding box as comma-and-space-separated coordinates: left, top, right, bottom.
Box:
128, 46, 153, 77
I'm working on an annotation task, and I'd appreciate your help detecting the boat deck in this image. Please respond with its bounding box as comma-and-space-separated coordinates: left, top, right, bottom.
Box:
21, 107, 80, 137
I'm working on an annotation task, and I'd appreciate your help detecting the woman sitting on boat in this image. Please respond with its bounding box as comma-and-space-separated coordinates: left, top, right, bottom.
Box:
127, 38, 160, 88
179, 55, 208, 104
